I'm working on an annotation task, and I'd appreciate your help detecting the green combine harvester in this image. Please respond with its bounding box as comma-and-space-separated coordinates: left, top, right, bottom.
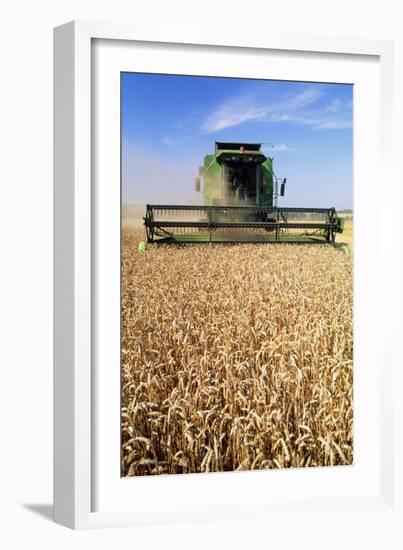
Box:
144, 141, 344, 244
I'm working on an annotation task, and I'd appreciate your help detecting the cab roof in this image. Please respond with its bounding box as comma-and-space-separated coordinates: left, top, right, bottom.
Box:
215, 142, 262, 152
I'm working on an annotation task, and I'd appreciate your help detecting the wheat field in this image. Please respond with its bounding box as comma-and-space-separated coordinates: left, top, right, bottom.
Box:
121, 226, 353, 476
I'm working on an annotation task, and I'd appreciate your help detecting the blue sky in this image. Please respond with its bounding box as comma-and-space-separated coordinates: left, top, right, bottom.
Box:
122, 73, 353, 209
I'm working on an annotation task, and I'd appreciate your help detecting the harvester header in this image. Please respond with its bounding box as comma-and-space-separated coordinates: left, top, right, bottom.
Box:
144, 141, 344, 244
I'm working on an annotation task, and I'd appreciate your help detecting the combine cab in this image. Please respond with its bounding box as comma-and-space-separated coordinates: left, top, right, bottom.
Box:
144, 142, 344, 244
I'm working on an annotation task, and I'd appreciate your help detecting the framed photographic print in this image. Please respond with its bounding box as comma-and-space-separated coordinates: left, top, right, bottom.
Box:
120, 75, 354, 478
54, 21, 399, 531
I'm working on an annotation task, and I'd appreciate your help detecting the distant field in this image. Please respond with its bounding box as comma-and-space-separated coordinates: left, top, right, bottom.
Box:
336, 218, 353, 248
122, 205, 146, 230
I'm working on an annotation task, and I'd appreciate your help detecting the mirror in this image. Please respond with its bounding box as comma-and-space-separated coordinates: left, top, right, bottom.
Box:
280, 179, 286, 196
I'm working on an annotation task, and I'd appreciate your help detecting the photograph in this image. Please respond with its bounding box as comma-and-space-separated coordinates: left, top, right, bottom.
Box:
120, 73, 353, 477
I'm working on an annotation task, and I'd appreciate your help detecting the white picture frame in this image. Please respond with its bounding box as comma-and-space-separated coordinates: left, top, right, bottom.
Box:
54, 21, 400, 532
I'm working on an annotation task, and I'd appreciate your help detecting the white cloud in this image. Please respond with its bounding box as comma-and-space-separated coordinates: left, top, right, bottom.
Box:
268, 113, 352, 130
262, 144, 293, 152
315, 120, 352, 130
200, 86, 351, 133
201, 103, 268, 133
325, 98, 343, 112
275, 88, 323, 112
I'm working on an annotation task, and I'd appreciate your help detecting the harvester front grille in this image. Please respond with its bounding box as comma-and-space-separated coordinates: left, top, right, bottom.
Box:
144, 204, 340, 244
